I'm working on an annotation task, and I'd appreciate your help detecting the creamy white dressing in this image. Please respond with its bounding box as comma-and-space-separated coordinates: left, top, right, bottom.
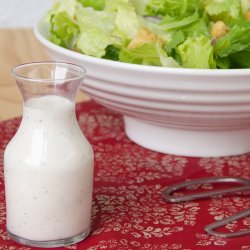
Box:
4, 95, 94, 241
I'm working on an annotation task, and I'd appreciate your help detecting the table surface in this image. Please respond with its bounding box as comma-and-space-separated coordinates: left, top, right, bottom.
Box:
0, 100, 250, 250
0, 28, 89, 121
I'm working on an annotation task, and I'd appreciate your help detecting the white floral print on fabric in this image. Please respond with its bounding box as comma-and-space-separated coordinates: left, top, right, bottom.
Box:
0, 101, 249, 250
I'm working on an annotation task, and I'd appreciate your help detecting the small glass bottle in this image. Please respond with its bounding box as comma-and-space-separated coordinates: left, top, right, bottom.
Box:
4, 62, 94, 247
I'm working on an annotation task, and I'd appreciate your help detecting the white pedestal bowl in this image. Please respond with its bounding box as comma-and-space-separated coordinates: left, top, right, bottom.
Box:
34, 20, 250, 157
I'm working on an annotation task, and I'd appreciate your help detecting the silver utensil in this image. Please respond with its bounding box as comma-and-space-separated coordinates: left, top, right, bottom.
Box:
162, 177, 250, 238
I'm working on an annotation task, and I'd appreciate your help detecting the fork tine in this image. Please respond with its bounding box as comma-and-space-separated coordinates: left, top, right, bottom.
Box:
204, 209, 250, 238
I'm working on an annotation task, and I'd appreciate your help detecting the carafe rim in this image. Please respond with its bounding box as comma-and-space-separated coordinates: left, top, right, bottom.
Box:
11, 61, 86, 83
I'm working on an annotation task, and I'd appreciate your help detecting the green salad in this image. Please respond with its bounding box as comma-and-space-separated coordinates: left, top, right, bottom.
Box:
46, 0, 250, 69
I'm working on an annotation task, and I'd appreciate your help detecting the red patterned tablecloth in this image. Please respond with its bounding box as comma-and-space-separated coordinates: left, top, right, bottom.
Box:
0, 100, 250, 250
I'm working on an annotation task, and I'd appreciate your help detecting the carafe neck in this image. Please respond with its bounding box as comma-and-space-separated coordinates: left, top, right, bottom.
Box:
12, 62, 86, 104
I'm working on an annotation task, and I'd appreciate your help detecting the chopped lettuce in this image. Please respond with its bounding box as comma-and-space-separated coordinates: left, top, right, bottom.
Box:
50, 12, 79, 48
216, 50, 250, 69
177, 35, 216, 69
105, 0, 140, 40
46, 0, 78, 20
120, 43, 179, 67
103, 45, 121, 61
241, 0, 250, 14
46, 0, 250, 69
144, 0, 167, 16
203, 0, 242, 24
165, 31, 185, 54
76, 27, 113, 57
76, 8, 116, 35
130, 0, 149, 15
145, 0, 200, 17
214, 22, 250, 57
181, 18, 209, 37
160, 12, 199, 31
214, 21, 250, 68
77, 0, 105, 10
230, 51, 250, 68
75, 7, 116, 57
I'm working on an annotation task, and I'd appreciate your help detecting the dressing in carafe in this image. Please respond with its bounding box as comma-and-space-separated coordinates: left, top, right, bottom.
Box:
4, 62, 94, 247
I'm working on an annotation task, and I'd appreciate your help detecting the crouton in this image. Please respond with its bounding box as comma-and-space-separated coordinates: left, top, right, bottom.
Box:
245, 10, 250, 21
211, 21, 229, 40
128, 27, 164, 49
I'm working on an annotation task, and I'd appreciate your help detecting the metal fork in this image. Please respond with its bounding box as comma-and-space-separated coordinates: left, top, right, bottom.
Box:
162, 177, 250, 238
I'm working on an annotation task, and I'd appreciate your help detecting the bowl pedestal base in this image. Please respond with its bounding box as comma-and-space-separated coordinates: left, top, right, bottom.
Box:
124, 116, 250, 157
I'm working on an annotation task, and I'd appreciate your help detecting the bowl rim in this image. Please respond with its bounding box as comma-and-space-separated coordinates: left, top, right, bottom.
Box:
33, 19, 250, 77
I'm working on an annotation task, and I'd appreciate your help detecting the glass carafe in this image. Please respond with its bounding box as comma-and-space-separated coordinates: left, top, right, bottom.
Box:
4, 62, 94, 247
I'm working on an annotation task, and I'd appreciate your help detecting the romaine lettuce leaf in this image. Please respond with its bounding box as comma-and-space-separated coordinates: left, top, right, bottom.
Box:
215, 56, 231, 69
75, 8, 116, 57
46, 0, 77, 20
213, 22, 250, 57
217, 50, 250, 69
160, 12, 199, 31
77, 0, 105, 10
181, 18, 209, 37
120, 43, 179, 67
203, 0, 243, 23
144, 0, 166, 16
50, 12, 79, 49
105, 0, 140, 40
241, 0, 250, 14
165, 31, 185, 54
120, 43, 162, 66
76, 7, 116, 34
177, 35, 216, 69
130, 0, 149, 15
102, 45, 120, 61
76, 27, 113, 57
230, 51, 250, 68
145, 0, 200, 17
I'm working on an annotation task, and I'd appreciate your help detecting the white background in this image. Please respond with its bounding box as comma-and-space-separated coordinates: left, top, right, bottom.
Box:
0, 0, 56, 28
